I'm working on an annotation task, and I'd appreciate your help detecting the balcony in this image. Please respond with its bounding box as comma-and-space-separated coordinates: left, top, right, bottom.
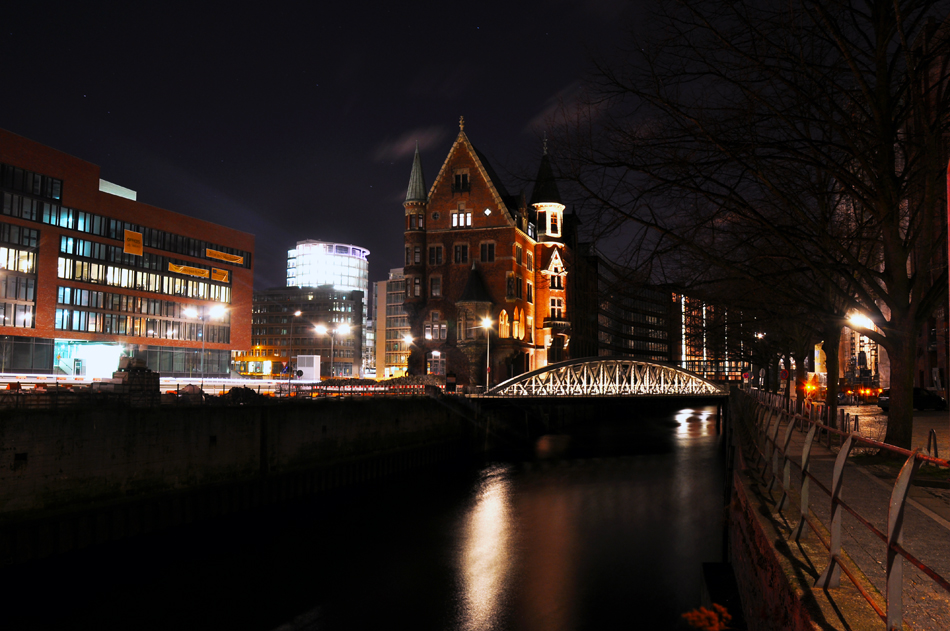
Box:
543, 318, 571, 330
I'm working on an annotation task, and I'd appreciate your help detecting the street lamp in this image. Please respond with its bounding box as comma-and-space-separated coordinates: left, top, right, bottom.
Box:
315, 322, 351, 378
481, 316, 492, 390
183, 303, 227, 378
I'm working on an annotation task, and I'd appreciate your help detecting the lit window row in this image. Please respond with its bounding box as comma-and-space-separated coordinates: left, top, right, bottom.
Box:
57, 256, 231, 303
55, 309, 229, 343
0, 302, 33, 328
0, 245, 36, 274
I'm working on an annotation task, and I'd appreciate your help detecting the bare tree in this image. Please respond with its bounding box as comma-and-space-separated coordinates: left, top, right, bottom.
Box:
556, 0, 950, 448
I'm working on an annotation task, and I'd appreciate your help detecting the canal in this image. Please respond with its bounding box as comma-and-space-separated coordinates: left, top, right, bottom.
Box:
5, 403, 727, 630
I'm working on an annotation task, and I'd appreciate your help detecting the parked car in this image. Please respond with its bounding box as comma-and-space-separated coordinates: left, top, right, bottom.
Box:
877, 387, 947, 411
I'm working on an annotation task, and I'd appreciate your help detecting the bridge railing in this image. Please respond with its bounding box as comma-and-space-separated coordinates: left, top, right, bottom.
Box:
738, 388, 950, 630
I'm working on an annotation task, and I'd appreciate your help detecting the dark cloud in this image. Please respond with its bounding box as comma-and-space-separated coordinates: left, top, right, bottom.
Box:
373, 126, 449, 162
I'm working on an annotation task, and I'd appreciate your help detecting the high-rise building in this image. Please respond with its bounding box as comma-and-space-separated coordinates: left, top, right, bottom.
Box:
236, 286, 363, 378
286, 240, 369, 292
374, 268, 410, 378
0, 128, 253, 379
286, 239, 371, 375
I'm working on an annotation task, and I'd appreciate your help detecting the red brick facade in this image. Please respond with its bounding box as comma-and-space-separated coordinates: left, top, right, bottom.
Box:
402, 123, 580, 388
0, 128, 253, 372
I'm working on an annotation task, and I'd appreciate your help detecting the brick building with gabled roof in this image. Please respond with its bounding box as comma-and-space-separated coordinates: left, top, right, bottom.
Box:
402, 118, 596, 388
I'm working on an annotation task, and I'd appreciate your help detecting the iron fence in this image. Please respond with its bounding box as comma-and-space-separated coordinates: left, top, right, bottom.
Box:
739, 388, 949, 630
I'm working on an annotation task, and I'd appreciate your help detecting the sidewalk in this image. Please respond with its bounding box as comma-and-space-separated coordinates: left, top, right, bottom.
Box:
755, 407, 950, 631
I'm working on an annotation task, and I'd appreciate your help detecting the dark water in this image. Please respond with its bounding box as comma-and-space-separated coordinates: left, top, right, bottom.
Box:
6, 404, 725, 630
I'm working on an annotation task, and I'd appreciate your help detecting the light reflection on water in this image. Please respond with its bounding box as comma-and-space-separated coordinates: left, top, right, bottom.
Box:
459, 464, 513, 631
675, 407, 716, 438
450, 404, 724, 630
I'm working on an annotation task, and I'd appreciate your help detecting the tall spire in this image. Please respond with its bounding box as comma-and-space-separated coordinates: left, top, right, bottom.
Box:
405, 142, 427, 203
530, 142, 562, 206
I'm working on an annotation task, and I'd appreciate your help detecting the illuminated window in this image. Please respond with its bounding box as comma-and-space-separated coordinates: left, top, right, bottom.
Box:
499, 310, 510, 338
550, 298, 563, 319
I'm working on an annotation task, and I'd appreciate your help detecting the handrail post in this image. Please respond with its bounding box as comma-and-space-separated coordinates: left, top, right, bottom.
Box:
790, 423, 819, 542
815, 435, 855, 588
777, 412, 796, 512
768, 411, 783, 491
886, 450, 922, 631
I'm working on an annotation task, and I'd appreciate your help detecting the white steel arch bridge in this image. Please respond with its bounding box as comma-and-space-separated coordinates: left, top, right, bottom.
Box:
487, 356, 729, 398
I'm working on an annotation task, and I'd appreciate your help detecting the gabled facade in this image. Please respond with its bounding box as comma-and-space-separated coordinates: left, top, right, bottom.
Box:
402, 119, 585, 388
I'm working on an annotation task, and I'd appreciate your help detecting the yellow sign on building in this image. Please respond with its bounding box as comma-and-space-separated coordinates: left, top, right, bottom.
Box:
211, 268, 229, 282
168, 263, 210, 278
206, 248, 243, 265
124, 229, 143, 256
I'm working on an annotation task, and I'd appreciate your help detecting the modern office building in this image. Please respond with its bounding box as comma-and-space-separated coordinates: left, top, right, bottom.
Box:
374, 268, 410, 378
286, 240, 369, 292
590, 252, 677, 363
0, 128, 253, 379
286, 239, 371, 375
236, 285, 363, 378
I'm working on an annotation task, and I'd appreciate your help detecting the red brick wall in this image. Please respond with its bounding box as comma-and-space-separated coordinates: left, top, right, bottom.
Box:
0, 128, 254, 351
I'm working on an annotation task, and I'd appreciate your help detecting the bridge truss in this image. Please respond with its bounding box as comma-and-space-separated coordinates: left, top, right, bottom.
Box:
488, 356, 729, 397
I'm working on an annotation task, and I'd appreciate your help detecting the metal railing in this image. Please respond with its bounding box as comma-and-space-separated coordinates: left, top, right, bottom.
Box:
738, 388, 950, 630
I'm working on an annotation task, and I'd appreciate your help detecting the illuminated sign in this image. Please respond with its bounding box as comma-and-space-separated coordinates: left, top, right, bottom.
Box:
206, 248, 244, 265
211, 268, 229, 283
168, 263, 210, 278
124, 230, 143, 256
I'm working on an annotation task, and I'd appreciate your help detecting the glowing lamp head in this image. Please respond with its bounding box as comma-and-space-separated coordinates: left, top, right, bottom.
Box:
314, 324, 328, 335
403, 334, 413, 345
849, 312, 874, 330
336, 323, 351, 335
183, 307, 198, 318
481, 317, 492, 329
209, 304, 226, 319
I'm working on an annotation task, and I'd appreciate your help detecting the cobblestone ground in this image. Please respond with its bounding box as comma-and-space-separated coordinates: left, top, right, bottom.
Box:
766, 405, 950, 630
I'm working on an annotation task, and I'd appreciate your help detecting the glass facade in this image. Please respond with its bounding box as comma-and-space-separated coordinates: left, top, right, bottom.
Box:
0, 149, 250, 380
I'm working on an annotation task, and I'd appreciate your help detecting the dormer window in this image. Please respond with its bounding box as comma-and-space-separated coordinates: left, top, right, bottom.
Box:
453, 170, 470, 193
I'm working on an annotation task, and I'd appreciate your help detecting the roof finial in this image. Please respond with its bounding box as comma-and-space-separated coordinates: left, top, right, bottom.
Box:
543, 131, 548, 156
459, 115, 465, 131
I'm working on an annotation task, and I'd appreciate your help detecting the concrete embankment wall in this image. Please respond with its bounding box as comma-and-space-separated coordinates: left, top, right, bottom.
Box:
0, 397, 468, 566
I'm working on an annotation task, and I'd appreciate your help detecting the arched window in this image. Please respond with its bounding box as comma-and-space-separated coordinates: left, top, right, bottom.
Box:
499, 310, 510, 338
512, 308, 521, 340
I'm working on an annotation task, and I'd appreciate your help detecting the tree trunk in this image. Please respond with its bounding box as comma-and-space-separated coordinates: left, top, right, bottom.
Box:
823, 322, 844, 427
882, 329, 916, 450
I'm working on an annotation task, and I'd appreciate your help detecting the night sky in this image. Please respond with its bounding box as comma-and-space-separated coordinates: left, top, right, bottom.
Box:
2, 2, 641, 290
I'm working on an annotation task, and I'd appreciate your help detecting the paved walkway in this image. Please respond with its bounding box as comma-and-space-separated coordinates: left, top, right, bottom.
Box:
754, 405, 950, 631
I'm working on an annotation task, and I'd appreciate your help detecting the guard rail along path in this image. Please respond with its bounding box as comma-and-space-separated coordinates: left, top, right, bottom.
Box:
737, 388, 950, 631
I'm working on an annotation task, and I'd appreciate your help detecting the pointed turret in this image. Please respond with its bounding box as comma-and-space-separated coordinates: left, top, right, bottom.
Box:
531, 135, 566, 242
405, 143, 427, 203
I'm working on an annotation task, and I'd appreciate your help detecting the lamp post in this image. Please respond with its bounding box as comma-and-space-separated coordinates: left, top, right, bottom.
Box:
315, 322, 351, 378
183, 304, 226, 378
481, 316, 492, 390
288, 310, 301, 384
403, 334, 413, 378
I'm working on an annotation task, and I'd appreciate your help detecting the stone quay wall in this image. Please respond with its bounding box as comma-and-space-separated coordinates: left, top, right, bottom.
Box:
0, 397, 469, 566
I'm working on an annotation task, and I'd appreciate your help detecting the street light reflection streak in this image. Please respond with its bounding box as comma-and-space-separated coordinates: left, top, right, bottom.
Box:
460, 464, 513, 631
675, 407, 715, 438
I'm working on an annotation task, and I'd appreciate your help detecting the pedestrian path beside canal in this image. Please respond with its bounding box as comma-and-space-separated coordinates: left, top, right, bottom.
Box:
754, 405, 950, 631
